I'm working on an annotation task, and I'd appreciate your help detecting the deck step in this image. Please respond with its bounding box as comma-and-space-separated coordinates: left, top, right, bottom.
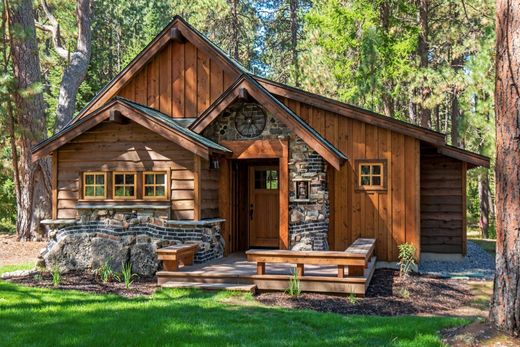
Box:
161, 281, 257, 293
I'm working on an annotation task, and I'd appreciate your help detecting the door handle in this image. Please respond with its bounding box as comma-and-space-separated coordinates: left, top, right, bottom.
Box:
249, 204, 254, 220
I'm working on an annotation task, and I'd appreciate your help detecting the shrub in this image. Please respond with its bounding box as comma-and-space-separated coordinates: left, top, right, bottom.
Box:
51, 266, 61, 287
398, 243, 416, 277
398, 287, 410, 299
96, 260, 115, 283
286, 268, 301, 297
348, 293, 358, 304
33, 273, 42, 283
115, 262, 138, 289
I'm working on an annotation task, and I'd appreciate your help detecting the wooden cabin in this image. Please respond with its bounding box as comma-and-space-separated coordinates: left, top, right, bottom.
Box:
33, 16, 489, 264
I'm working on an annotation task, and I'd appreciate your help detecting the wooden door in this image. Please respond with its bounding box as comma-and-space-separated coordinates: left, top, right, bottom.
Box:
248, 166, 279, 248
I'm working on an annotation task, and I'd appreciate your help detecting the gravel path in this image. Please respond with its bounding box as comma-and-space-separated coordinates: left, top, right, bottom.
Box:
419, 241, 495, 280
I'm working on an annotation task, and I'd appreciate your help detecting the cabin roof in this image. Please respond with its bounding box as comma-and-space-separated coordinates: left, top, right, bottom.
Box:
50, 15, 488, 169
190, 74, 348, 170
32, 97, 231, 161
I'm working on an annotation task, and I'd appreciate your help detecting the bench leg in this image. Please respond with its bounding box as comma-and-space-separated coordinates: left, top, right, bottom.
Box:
296, 263, 304, 277
257, 262, 265, 275
338, 265, 345, 278
163, 260, 179, 272
182, 255, 194, 266
348, 266, 364, 277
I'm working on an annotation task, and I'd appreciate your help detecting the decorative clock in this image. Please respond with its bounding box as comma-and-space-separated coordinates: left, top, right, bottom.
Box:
234, 103, 267, 138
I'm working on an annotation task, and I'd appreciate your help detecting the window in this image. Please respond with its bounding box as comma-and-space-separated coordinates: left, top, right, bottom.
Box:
83, 172, 106, 199
356, 160, 386, 191
143, 172, 167, 198
254, 169, 278, 190
113, 172, 136, 199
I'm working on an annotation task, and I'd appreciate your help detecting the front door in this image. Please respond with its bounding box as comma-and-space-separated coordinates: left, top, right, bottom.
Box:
248, 166, 279, 248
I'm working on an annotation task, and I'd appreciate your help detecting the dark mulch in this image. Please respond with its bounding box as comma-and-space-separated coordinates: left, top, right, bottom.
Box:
6, 271, 157, 298
256, 269, 473, 316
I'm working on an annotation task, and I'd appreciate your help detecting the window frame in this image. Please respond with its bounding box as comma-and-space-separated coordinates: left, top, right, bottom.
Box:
355, 159, 387, 192
82, 172, 107, 199
112, 171, 137, 200
142, 171, 168, 200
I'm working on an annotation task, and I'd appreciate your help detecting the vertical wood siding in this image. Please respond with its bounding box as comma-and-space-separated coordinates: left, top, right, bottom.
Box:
281, 97, 421, 261
56, 121, 195, 220
117, 41, 234, 118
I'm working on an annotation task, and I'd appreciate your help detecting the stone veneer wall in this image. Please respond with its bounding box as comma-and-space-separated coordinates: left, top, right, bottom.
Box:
41, 209, 224, 275
203, 102, 329, 251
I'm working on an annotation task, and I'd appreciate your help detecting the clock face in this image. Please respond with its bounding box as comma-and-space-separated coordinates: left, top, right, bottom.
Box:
234, 103, 267, 138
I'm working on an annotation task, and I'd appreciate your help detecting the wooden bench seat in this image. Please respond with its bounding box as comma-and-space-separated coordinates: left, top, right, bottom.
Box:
246, 238, 376, 278
157, 244, 199, 271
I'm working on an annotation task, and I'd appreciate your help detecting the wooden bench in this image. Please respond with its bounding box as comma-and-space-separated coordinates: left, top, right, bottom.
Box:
156, 244, 199, 271
246, 238, 376, 278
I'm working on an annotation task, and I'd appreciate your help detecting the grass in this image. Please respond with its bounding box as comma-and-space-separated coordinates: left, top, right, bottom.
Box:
0, 263, 34, 275
0, 269, 469, 347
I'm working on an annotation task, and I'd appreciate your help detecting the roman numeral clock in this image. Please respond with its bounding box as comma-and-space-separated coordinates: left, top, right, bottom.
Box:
235, 103, 267, 138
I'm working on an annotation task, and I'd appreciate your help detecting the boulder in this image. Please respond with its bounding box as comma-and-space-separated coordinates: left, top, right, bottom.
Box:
44, 233, 92, 272
130, 242, 159, 276
90, 236, 129, 272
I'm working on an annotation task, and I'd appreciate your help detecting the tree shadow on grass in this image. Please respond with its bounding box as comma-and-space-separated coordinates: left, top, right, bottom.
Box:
0, 284, 467, 347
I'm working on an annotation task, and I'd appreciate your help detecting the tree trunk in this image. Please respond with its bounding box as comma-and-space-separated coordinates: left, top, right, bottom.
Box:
289, 0, 299, 87
490, 0, 520, 336
230, 0, 239, 61
6, 0, 50, 240
380, 1, 394, 117
37, 0, 92, 132
478, 169, 491, 238
417, 0, 431, 128
450, 56, 464, 147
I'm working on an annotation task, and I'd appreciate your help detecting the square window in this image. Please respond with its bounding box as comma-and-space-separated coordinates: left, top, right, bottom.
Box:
356, 161, 386, 191
113, 173, 136, 199
143, 172, 167, 199
83, 173, 106, 199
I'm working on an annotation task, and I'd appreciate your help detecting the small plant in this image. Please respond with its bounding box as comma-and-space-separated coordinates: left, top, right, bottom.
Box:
398, 287, 410, 299
348, 293, 358, 304
285, 268, 301, 297
33, 273, 43, 283
51, 266, 61, 287
398, 243, 416, 277
96, 260, 115, 283
115, 262, 138, 289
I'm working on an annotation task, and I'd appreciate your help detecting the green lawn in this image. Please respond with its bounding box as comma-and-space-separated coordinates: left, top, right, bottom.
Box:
0, 266, 468, 347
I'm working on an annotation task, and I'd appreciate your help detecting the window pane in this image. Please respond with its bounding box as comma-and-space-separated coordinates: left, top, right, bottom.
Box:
126, 187, 135, 197
85, 175, 94, 185
144, 186, 154, 196
125, 175, 134, 184
372, 165, 381, 175
155, 174, 165, 185
114, 186, 124, 196
95, 186, 105, 196
145, 174, 154, 185
361, 165, 370, 174
85, 186, 94, 196
255, 171, 266, 189
156, 186, 165, 196
95, 175, 104, 184
361, 176, 371, 185
115, 174, 124, 185
372, 176, 381, 186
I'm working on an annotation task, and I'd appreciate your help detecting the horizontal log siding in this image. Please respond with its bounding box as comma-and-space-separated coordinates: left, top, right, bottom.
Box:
281, 97, 421, 262
420, 144, 465, 254
56, 120, 195, 220
116, 41, 234, 118
201, 160, 219, 219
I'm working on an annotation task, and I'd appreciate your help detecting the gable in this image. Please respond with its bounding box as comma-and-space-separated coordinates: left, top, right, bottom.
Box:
72, 16, 240, 123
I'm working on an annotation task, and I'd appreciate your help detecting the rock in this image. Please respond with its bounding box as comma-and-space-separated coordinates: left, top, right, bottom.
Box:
90, 236, 129, 272
290, 210, 305, 223
44, 233, 92, 272
130, 242, 159, 276
1, 269, 37, 279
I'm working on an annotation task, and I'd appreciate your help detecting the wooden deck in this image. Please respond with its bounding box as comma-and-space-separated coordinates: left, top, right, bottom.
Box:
156, 252, 377, 295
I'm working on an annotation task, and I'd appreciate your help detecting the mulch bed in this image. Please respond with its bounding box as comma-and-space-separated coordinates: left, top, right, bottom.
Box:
6, 271, 157, 298
256, 269, 473, 316
6, 269, 474, 315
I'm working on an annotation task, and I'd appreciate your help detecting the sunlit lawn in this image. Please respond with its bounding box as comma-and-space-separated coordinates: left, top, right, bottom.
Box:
0, 264, 469, 347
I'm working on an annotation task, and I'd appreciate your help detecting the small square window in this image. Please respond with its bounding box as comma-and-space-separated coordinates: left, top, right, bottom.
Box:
143, 172, 167, 199
356, 161, 386, 191
83, 172, 106, 199
113, 172, 136, 199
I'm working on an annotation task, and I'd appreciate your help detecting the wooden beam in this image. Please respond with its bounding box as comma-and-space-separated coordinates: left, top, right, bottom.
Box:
170, 27, 186, 43
280, 141, 289, 249
219, 158, 231, 256
51, 152, 58, 219
220, 139, 286, 159
462, 161, 467, 256
193, 155, 202, 220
